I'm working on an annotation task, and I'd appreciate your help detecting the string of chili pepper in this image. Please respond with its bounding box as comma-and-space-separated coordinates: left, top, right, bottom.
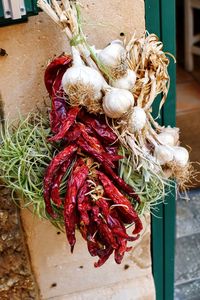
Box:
43, 55, 144, 267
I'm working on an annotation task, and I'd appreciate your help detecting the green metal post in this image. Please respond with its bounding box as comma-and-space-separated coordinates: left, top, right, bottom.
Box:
160, 1, 176, 299
145, 1, 176, 299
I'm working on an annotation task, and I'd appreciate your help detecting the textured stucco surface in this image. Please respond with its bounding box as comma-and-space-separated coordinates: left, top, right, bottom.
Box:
0, 0, 145, 121
21, 211, 155, 300
0, 1, 155, 299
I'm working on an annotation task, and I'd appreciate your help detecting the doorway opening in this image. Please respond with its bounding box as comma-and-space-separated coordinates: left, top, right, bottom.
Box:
176, 1, 200, 180
175, 1, 200, 299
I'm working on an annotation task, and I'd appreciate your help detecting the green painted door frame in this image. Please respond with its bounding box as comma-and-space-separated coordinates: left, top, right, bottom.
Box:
145, 1, 176, 300
0, 1, 38, 27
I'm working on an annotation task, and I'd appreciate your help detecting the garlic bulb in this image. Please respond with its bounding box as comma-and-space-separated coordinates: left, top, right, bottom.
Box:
103, 88, 134, 118
154, 145, 174, 165
62, 47, 104, 113
173, 146, 189, 167
97, 40, 126, 68
110, 69, 136, 90
161, 126, 180, 145
157, 132, 175, 146
129, 107, 147, 132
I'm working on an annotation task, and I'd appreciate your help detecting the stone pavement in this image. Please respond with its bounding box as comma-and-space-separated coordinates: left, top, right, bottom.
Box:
175, 189, 200, 300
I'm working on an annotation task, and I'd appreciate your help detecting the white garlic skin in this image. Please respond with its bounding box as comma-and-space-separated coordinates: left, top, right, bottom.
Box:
129, 107, 147, 132
97, 40, 126, 68
62, 66, 103, 100
173, 146, 189, 167
62, 47, 104, 101
158, 132, 176, 146
154, 145, 174, 165
110, 69, 136, 90
103, 88, 134, 118
161, 126, 180, 145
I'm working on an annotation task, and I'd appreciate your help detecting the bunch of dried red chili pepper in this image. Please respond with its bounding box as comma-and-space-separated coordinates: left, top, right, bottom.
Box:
43, 55, 143, 267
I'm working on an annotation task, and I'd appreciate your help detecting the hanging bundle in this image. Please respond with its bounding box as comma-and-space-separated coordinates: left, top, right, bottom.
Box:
0, 0, 196, 268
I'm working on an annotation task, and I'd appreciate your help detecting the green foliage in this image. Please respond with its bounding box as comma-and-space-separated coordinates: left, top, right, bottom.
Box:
119, 146, 172, 215
0, 113, 54, 218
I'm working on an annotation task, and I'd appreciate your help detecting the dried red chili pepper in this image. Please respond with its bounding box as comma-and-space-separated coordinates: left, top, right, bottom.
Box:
86, 222, 114, 268
67, 133, 136, 201
91, 205, 118, 249
50, 157, 74, 206
50, 70, 68, 133
99, 220, 118, 249
78, 111, 117, 144
85, 221, 100, 257
49, 107, 80, 142
105, 146, 118, 156
77, 136, 116, 169
79, 123, 105, 153
43, 144, 77, 218
65, 123, 82, 143
96, 199, 139, 242
79, 224, 88, 241
91, 205, 100, 223
64, 158, 89, 252
94, 246, 114, 268
114, 239, 130, 264
87, 239, 100, 257
97, 171, 143, 234
102, 163, 140, 203
44, 55, 72, 96
84, 207, 115, 265
77, 182, 91, 226
78, 123, 122, 162
46, 56, 72, 133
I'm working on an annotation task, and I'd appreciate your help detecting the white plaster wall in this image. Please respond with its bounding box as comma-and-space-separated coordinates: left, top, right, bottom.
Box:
0, 1, 155, 299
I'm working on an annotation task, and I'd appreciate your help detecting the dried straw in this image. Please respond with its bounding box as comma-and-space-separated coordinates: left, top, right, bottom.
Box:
126, 33, 174, 112
166, 162, 200, 191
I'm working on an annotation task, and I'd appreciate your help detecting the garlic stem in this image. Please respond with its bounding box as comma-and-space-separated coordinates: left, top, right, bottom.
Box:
147, 112, 162, 131
144, 73, 157, 110
63, 27, 73, 40
126, 32, 137, 52
51, 0, 63, 18
37, 0, 61, 26
61, 0, 71, 11
71, 47, 84, 66
38, 0, 100, 71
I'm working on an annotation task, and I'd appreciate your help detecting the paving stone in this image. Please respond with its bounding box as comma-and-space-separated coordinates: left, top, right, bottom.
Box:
175, 233, 200, 283
176, 190, 200, 238
175, 279, 200, 300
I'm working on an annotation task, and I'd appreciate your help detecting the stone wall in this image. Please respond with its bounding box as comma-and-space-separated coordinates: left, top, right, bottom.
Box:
0, 186, 38, 300
0, 1, 155, 299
